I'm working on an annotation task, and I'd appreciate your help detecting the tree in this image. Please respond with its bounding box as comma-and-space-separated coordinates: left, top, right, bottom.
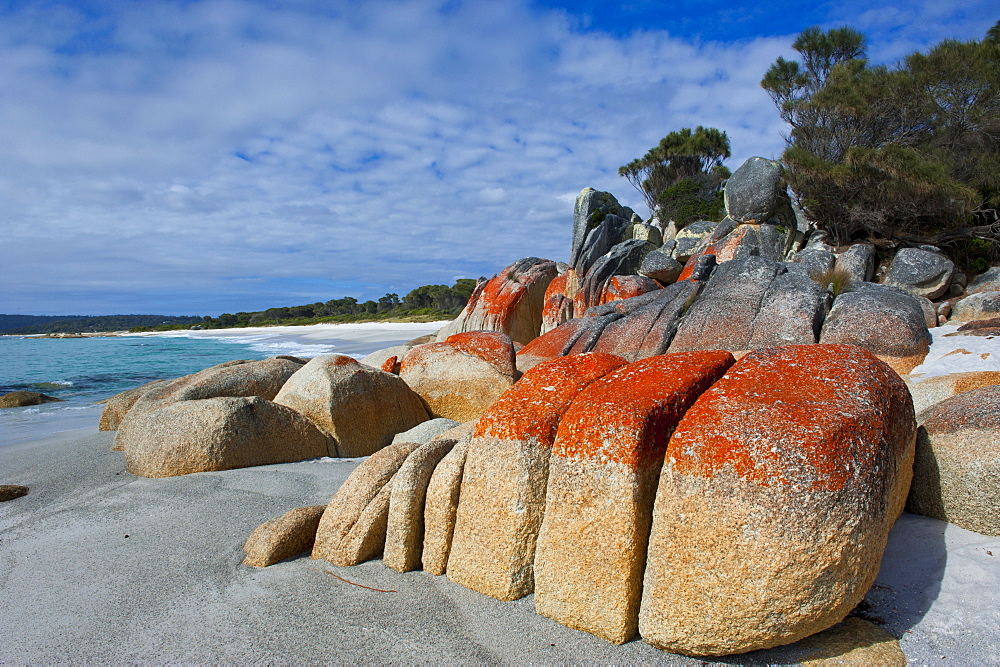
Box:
762, 23, 1000, 254
618, 126, 731, 226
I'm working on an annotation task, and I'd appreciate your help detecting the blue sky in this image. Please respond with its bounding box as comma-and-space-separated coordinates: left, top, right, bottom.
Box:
0, 0, 995, 316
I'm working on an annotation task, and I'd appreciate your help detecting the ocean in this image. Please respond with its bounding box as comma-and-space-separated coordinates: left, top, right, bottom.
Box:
0, 324, 442, 446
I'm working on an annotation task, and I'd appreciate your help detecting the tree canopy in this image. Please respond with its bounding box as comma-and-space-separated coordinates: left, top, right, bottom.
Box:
762, 23, 1000, 262
618, 126, 731, 227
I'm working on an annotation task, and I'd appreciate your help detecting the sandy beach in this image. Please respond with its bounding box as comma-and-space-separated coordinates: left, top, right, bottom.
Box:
0, 426, 997, 663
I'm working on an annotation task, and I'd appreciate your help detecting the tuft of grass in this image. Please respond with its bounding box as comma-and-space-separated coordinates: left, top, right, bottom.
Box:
810, 266, 854, 297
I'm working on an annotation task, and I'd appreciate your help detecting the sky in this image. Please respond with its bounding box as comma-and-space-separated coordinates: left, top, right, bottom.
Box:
0, 0, 995, 316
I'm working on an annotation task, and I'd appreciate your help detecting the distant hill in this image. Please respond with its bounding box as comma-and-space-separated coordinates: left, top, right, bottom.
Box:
0, 314, 203, 335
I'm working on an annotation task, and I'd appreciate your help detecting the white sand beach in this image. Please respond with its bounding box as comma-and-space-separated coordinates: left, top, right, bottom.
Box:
2, 322, 998, 662
127, 321, 451, 359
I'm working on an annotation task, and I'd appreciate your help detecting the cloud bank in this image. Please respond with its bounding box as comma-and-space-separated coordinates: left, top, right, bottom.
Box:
0, 0, 994, 315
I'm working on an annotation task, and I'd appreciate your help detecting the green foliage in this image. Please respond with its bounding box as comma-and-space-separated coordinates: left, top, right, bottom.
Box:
763, 23, 1000, 249
810, 266, 854, 297
618, 126, 731, 222
656, 176, 728, 228
2, 314, 203, 335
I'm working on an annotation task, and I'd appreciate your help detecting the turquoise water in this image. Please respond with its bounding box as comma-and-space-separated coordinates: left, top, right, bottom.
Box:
0, 333, 344, 446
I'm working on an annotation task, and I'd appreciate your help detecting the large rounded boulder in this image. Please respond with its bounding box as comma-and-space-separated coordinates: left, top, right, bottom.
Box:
121, 396, 330, 478
274, 355, 429, 457
639, 344, 916, 656
907, 385, 1000, 535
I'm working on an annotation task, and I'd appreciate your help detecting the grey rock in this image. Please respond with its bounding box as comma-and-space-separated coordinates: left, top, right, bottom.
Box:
724, 157, 791, 224
835, 243, 876, 283
630, 222, 663, 246
819, 282, 932, 375
589, 281, 702, 361
638, 248, 683, 284
574, 239, 656, 312
672, 221, 718, 262
884, 248, 955, 299
669, 256, 827, 353
570, 189, 633, 272
966, 266, 1000, 294
950, 291, 1000, 322
571, 214, 633, 276
791, 247, 836, 276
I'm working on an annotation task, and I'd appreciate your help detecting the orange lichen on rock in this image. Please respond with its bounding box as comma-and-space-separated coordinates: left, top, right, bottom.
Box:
598, 275, 661, 306
553, 350, 736, 469
444, 331, 516, 377
666, 344, 915, 492
475, 352, 628, 445
515, 315, 620, 373
380, 356, 400, 374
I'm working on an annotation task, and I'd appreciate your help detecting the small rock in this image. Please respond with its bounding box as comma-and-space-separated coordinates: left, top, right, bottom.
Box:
243, 505, 326, 567
0, 485, 30, 502
0, 391, 63, 409
883, 247, 955, 299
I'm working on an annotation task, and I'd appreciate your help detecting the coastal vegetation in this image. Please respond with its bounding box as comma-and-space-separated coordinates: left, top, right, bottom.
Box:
618, 126, 731, 227
761, 22, 1000, 262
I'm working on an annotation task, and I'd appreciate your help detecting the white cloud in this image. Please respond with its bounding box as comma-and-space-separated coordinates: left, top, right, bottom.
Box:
0, 0, 994, 314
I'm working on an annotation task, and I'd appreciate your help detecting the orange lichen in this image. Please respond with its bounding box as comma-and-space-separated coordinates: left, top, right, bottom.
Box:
599, 275, 661, 305
553, 351, 735, 469
445, 331, 516, 377
476, 352, 627, 445
380, 356, 400, 374
666, 344, 915, 491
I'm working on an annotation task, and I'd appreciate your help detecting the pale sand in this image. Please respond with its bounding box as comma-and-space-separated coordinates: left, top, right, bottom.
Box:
2, 429, 998, 663
126, 321, 450, 358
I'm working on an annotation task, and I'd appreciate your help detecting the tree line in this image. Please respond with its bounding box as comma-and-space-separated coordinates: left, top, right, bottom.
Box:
194, 278, 480, 330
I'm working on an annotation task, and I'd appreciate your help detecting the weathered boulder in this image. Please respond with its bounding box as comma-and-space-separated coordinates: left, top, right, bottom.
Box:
243, 505, 326, 567
964, 266, 1000, 295
791, 247, 836, 276
391, 417, 461, 445
884, 247, 955, 299
704, 222, 792, 264
540, 271, 574, 334
534, 351, 735, 645
447, 352, 628, 601
950, 290, 1000, 322
597, 275, 661, 306
436, 257, 558, 345
630, 222, 662, 246
573, 239, 656, 315
399, 331, 516, 422
671, 221, 718, 262
639, 344, 915, 656
724, 156, 791, 224
590, 281, 701, 362
907, 385, 1000, 535
570, 188, 635, 273
835, 243, 876, 283
515, 314, 622, 373
121, 396, 330, 478
0, 391, 63, 408
383, 439, 457, 573
820, 283, 931, 375
422, 438, 471, 576
0, 485, 30, 502
120, 357, 305, 428
638, 248, 683, 284
906, 371, 1000, 414
359, 344, 410, 371
668, 256, 827, 355
273, 354, 428, 457
312, 440, 423, 565
99, 379, 170, 430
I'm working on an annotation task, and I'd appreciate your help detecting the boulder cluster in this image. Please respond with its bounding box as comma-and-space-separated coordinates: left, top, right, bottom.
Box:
97, 156, 1000, 657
